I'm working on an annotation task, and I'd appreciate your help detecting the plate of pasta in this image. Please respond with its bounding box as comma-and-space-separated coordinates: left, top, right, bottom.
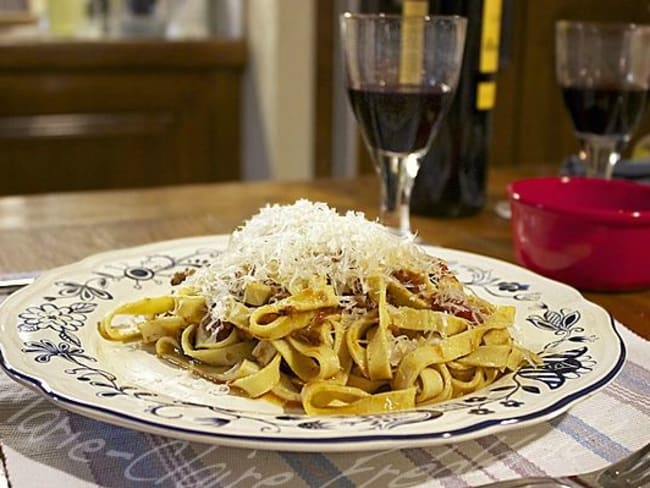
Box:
0, 201, 625, 452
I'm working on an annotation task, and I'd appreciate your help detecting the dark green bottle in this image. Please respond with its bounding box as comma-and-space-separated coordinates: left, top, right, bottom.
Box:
411, 0, 508, 217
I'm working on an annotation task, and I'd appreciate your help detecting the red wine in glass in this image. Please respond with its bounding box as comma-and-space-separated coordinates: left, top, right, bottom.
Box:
562, 85, 649, 136
347, 83, 454, 155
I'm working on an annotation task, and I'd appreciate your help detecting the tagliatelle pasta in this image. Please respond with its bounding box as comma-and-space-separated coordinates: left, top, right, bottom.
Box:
99, 200, 539, 415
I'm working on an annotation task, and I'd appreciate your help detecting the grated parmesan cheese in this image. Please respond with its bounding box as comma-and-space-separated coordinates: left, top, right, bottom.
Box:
188, 200, 447, 321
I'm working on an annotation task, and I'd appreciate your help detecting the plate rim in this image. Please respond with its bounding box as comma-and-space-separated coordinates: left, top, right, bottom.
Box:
0, 235, 628, 452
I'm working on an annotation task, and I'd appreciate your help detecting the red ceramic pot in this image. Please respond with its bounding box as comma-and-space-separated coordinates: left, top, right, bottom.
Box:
508, 176, 650, 291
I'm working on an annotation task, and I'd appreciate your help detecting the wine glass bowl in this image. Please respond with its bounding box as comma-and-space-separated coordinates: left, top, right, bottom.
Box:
340, 13, 467, 236
555, 20, 650, 179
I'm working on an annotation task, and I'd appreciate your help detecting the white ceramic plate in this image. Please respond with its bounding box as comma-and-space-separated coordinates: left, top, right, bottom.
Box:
0, 236, 625, 452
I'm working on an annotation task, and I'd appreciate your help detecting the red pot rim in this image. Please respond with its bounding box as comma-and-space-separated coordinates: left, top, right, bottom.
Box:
507, 176, 650, 226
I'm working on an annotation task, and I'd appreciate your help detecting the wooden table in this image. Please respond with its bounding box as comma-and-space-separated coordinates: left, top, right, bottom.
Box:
1, 166, 648, 339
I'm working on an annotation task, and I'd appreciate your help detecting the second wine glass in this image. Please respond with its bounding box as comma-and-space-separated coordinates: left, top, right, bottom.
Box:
556, 21, 650, 179
340, 13, 466, 237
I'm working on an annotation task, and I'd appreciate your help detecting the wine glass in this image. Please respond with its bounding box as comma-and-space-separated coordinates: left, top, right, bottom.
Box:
340, 13, 466, 237
555, 21, 650, 179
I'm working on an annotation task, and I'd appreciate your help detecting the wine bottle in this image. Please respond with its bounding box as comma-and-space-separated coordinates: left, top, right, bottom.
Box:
410, 0, 507, 217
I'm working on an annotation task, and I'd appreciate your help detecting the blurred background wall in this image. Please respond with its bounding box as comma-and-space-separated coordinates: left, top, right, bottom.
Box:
243, 0, 316, 181
0, 0, 317, 194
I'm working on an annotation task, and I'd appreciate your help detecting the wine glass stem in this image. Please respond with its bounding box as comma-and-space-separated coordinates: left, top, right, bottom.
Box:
577, 134, 626, 179
375, 152, 420, 236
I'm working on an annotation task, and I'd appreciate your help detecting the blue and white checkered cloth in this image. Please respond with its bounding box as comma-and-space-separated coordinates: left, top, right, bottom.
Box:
0, 286, 648, 487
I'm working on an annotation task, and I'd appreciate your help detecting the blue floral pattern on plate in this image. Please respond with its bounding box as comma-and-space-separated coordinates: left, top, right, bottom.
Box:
0, 237, 626, 452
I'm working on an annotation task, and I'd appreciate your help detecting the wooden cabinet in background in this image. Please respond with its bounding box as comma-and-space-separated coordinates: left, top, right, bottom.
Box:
0, 39, 246, 195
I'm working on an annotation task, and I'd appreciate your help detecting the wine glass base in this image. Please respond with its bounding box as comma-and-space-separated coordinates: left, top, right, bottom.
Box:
384, 226, 429, 244
494, 200, 511, 220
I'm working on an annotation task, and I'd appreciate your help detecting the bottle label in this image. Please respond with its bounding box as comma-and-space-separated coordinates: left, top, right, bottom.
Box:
402, 0, 428, 16
399, 0, 428, 84
476, 81, 497, 110
479, 0, 503, 74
